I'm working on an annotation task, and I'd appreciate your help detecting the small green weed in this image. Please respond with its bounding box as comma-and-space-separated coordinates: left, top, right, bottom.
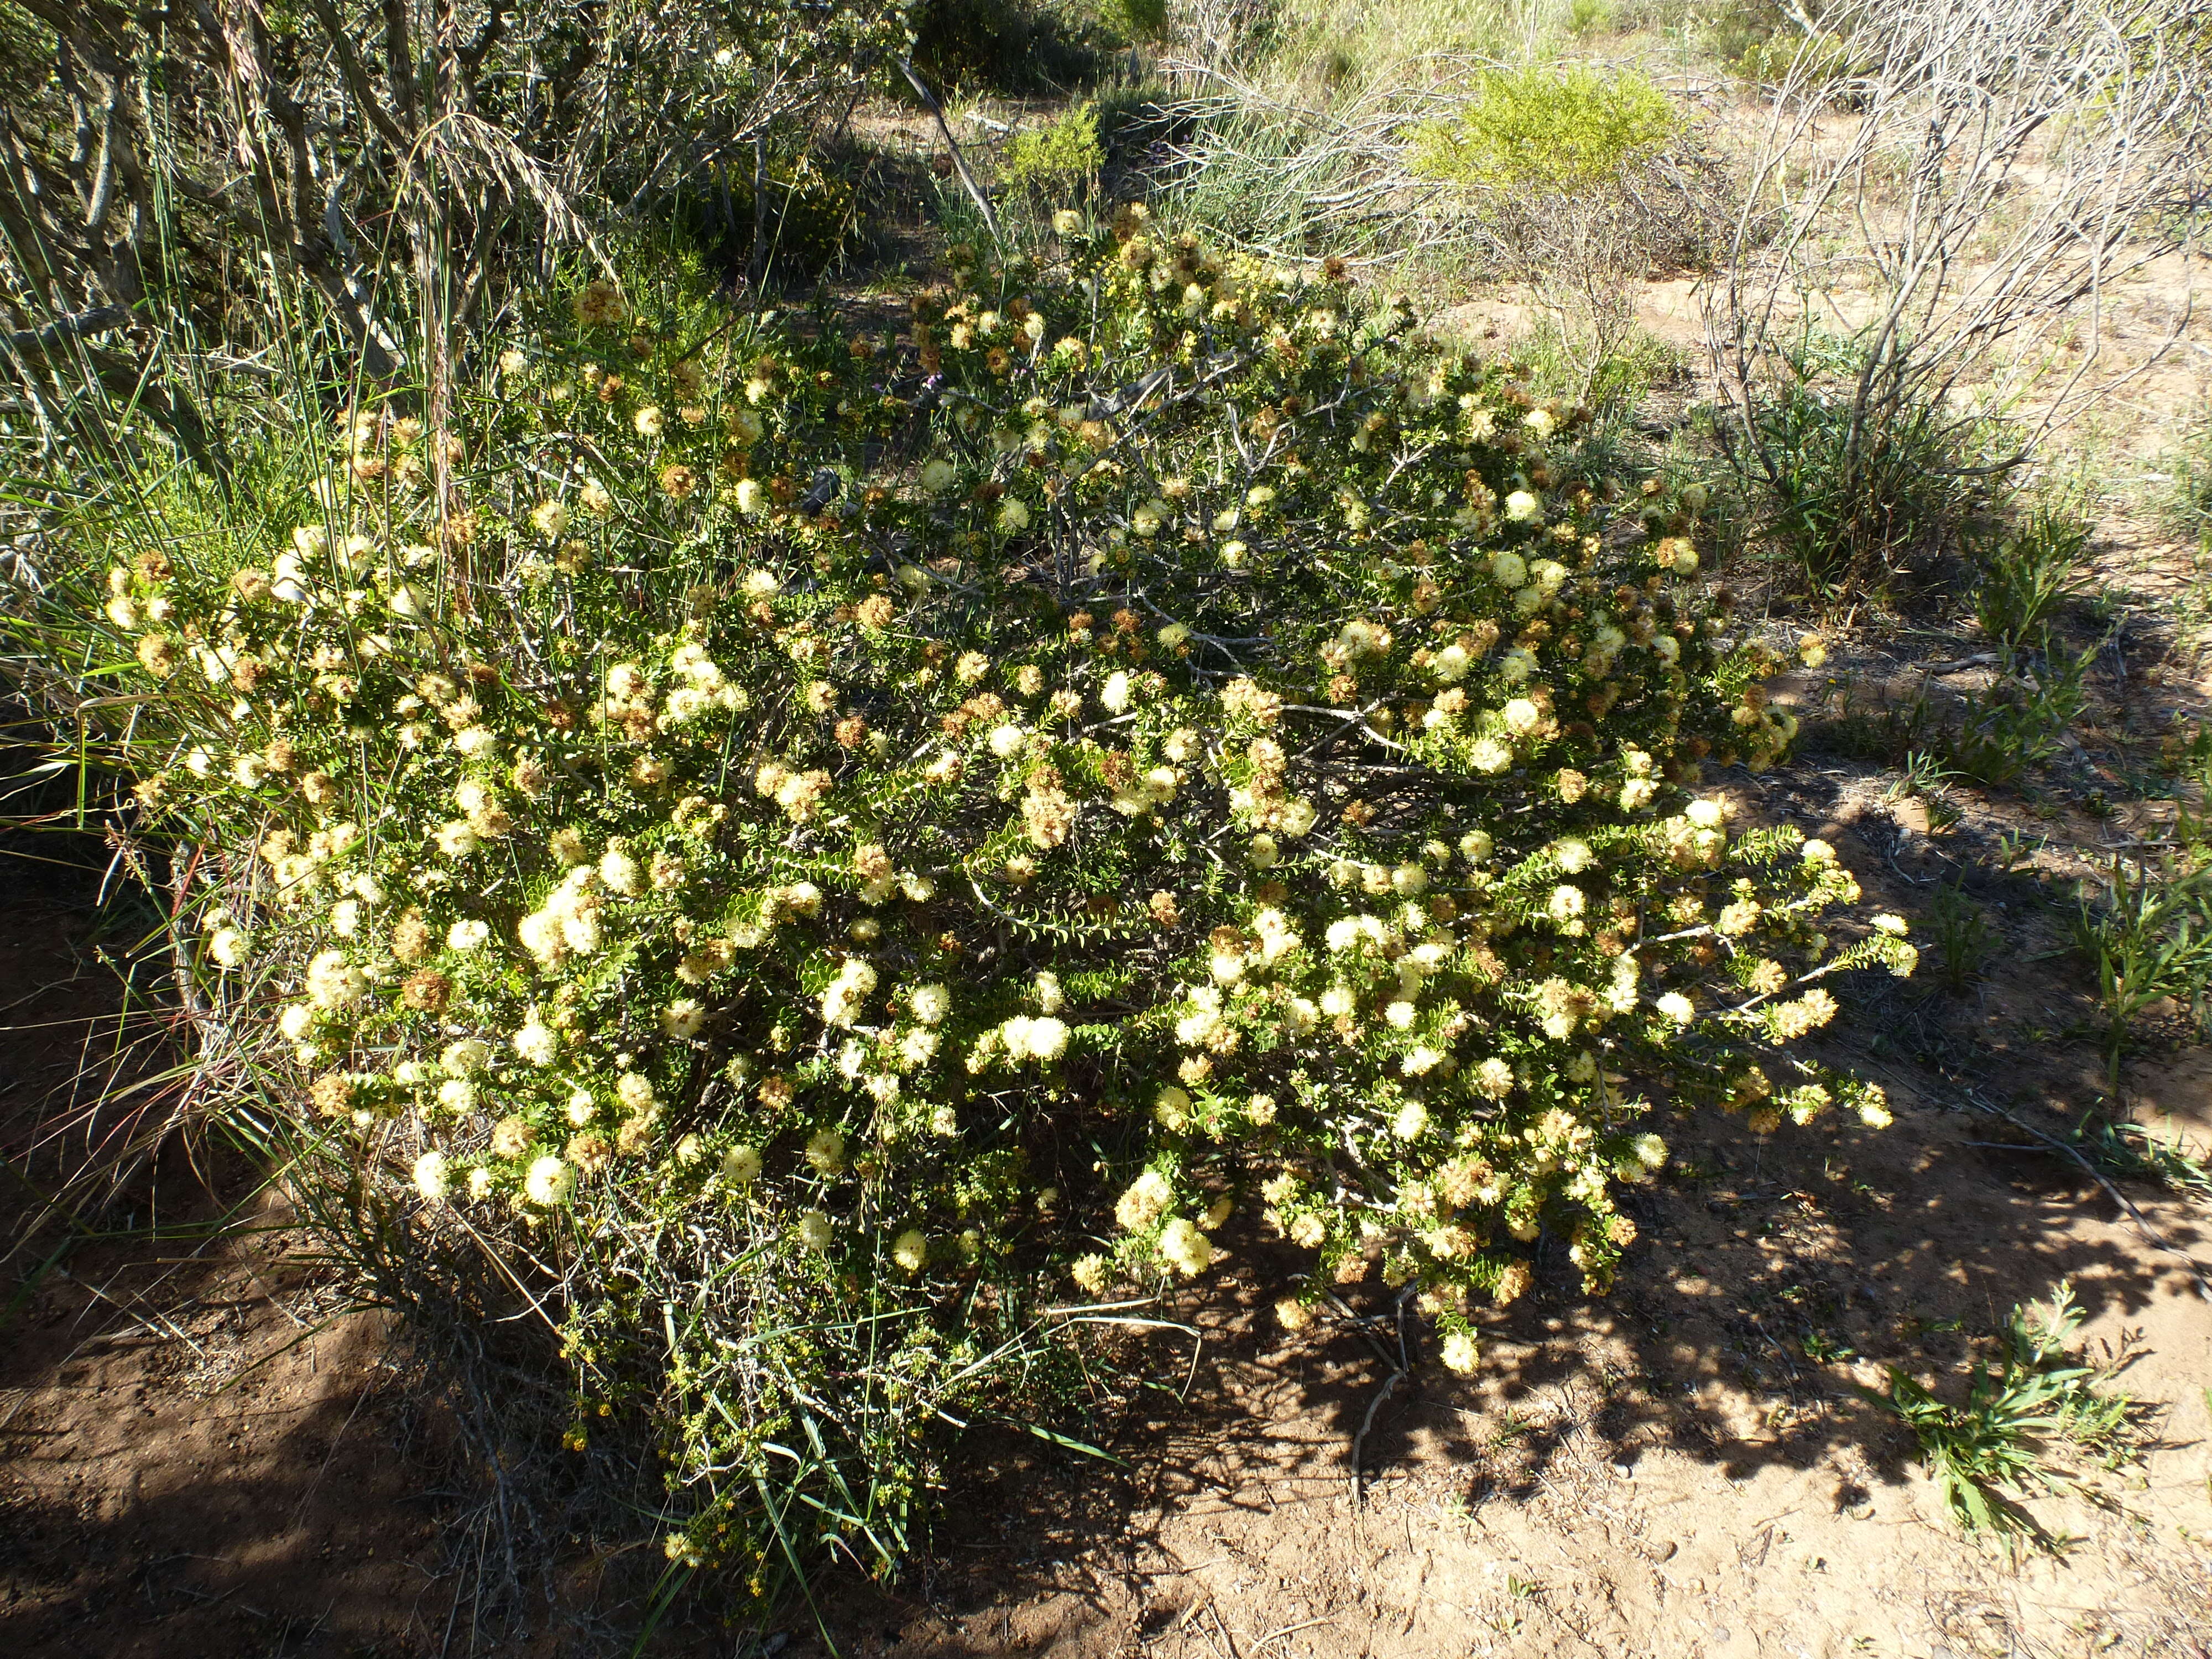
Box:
1995, 828, 2041, 874
1942, 643, 2093, 789
2155, 411, 2212, 542
2070, 1116, 2212, 1199
2072, 856, 2212, 1088
2161, 721, 2212, 848
1887, 748, 1958, 801
1853, 1282, 2138, 1546
1927, 879, 1995, 994
1971, 507, 2089, 663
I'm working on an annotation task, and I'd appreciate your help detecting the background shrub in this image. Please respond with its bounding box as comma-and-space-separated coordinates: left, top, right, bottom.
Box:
1409, 65, 1681, 192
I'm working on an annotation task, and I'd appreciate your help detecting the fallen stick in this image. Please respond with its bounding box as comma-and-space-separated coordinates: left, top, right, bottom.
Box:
1961, 1091, 2212, 1305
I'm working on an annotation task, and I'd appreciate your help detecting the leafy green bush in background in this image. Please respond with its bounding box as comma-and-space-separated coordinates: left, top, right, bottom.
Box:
1003, 103, 1109, 201
1411, 65, 1681, 192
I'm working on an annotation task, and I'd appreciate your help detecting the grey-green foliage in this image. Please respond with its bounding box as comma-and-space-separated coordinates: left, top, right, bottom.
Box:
0, 0, 910, 413
1732, 333, 2011, 595
1971, 507, 2088, 662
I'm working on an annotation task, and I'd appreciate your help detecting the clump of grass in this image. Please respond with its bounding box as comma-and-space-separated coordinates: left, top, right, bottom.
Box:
1941, 641, 2093, 789
1926, 878, 1994, 994
2154, 410, 2212, 545
1853, 1281, 2141, 1546
1731, 330, 2011, 596
2070, 1116, 2212, 1201
1971, 505, 2089, 664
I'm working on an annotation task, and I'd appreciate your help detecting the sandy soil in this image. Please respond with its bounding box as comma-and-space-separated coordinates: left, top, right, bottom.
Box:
0, 886, 448, 1656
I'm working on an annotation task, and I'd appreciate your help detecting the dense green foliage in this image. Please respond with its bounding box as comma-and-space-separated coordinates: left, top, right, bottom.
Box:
1411, 65, 1681, 191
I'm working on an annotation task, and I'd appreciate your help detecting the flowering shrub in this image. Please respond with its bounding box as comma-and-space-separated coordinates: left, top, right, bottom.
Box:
54, 210, 1908, 1575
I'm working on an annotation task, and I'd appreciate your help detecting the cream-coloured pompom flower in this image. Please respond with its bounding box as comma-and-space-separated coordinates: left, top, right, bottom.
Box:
660, 999, 705, 1039
1099, 670, 1132, 713
305, 949, 366, 1010
633, 405, 665, 439
1393, 1100, 1430, 1139
599, 847, 641, 895
1439, 1329, 1480, 1374
412, 1150, 451, 1203
804, 1126, 847, 1174
1154, 1086, 1192, 1130
734, 478, 768, 515
447, 918, 490, 952
919, 456, 958, 493
795, 1209, 833, 1252
997, 497, 1031, 533
1872, 913, 1910, 936
721, 1144, 762, 1183
1115, 1168, 1173, 1231
910, 983, 952, 1026
1504, 489, 1541, 523
513, 1021, 559, 1066
523, 1155, 576, 1207
1470, 738, 1513, 774
819, 958, 878, 1029
1798, 632, 1828, 669
1004, 1015, 1070, 1062
1158, 1217, 1214, 1277
1801, 838, 1838, 865
1052, 208, 1083, 236
442, 1039, 491, 1073
207, 927, 248, 969
530, 499, 569, 538
1655, 992, 1695, 1026
891, 1229, 930, 1272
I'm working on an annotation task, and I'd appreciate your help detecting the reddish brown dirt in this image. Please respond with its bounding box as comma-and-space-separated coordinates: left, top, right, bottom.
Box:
0, 882, 448, 1657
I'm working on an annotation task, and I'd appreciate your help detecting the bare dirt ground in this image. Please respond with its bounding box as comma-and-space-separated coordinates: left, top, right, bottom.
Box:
0, 883, 448, 1656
